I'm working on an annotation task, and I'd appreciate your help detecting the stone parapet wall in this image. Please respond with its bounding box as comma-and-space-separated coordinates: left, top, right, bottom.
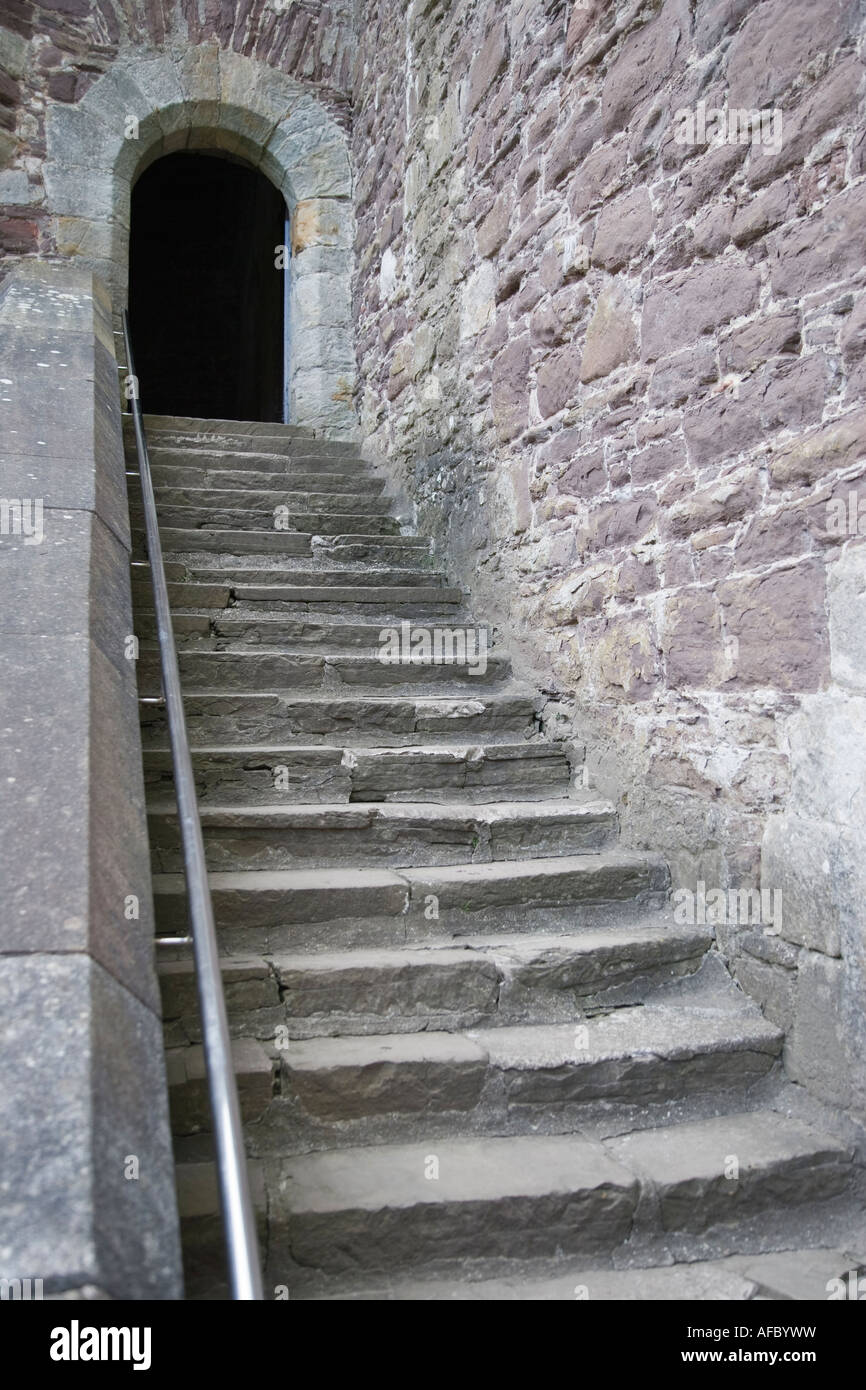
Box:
352, 0, 866, 1124
0, 262, 182, 1297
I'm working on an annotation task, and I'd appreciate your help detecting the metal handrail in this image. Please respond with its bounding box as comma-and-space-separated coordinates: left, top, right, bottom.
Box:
121, 310, 264, 1302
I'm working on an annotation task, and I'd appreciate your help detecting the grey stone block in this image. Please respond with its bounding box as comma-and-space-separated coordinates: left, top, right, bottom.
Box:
786, 952, 853, 1110
829, 545, 866, 691
0, 634, 158, 1011
0, 955, 182, 1298
760, 812, 857, 956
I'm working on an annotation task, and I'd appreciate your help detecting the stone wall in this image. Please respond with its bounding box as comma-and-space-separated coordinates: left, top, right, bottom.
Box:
0, 262, 182, 1297
352, 0, 866, 1124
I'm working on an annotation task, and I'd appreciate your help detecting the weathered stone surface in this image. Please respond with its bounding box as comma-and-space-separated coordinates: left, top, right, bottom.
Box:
726, 0, 860, 107
786, 952, 854, 1109
649, 342, 716, 408
761, 814, 852, 956
769, 408, 866, 488
662, 588, 723, 688
0, 956, 181, 1298
828, 545, 866, 691
279, 1135, 637, 1270
600, 0, 688, 135
466, 19, 509, 114
718, 564, 829, 692
491, 333, 530, 440
610, 1111, 850, 1233
537, 342, 583, 415
769, 185, 866, 299
642, 264, 760, 361
591, 187, 652, 271
721, 311, 801, 373
580, 283, 637, 383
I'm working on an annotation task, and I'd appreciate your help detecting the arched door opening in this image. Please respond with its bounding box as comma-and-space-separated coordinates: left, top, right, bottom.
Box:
129, 151, 287, 423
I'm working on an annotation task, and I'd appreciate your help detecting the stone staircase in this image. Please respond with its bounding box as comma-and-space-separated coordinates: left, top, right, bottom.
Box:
127, 414, 865, 1301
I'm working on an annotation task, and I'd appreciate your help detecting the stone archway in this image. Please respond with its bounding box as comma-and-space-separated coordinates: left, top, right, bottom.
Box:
43, 46, 356, 436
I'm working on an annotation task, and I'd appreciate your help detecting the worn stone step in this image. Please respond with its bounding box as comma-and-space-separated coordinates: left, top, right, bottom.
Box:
279, 1009, 782, 1135
178, 566, 450, 589
145, 468, 385, 494
125, 414, 360, 456
132, 580, 232, 610
139, 692, 539, 747
134, 605, 473, 645
152, 852, 668, 948
267, 1114, 851, 1281
143, 741, 573, 806
131, 505, 400, 536
140, 614, 490, 651
147, 797, 618, 873
159, 954, 282, 1046
266, 1109, 846, 1274
134, 527, 313, 558
139, 433, 363, 459
166, 1037, 274, 1136
271, 924, 713, 1036
232, 583, 462, 607
216, 1134, 638, 1272
157, 921, 711, 1043
136, 646, 513, 696
292, 1248, 865, 1301
131, 483, 393, 513
126, 412, 319, 441
134, 530, 432, 563
205, 613, 489, 652
317, 540, 435, 565
175, 1119, 855, 1293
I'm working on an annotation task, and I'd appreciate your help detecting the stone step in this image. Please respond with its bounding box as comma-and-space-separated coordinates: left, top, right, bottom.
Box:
204, 613, 490, 651
132, 527, 431, 559
231, 583, 463, 607
126, 414, 360, 456
143, 467, 386, 493
139, 692, 540, 747
143, 740, 573, 806
133, 601, 471, 643
318, 540, 436, 566
291, 1246, 866, 1301
147, 797, 618, 873
278, 1009, 783, 1137
166, 1037, 274, 1136
132, 580, 233, 610
127, 412, 320, 441
177, 566, 450, 589
256, 1112, 848, 1273
130, 483, 391, 517
133, 487, 392, 516
152, 850, 667, 949
157, 922, 712, 1044
131, 505, 401, 536
136, 646, 513, 696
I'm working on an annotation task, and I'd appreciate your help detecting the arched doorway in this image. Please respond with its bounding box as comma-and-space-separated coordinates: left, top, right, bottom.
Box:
129, 151, 287, 423
44, 49, 356, 436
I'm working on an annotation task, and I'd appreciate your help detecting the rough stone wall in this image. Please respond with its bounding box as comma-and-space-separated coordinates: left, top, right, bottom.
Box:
352, 0, 866, 1123
0, 0, 359, 266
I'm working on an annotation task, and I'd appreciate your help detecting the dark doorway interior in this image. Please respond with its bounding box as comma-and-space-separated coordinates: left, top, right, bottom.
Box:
129, 151, 286, 422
